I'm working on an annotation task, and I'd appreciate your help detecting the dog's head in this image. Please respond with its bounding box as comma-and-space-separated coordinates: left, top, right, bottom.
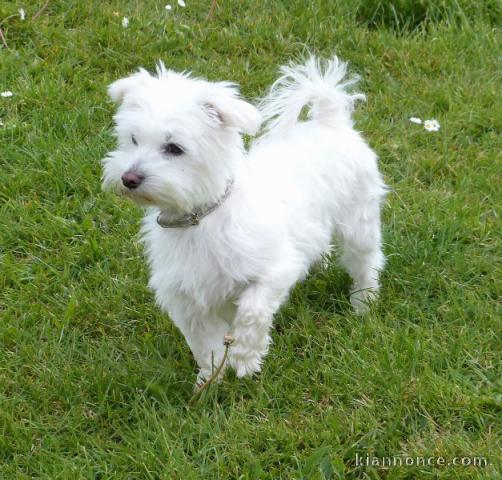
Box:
102, 63, 261, 212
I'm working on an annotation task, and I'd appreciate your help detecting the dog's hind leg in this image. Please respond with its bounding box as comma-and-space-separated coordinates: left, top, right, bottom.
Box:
338, 212, 385, 313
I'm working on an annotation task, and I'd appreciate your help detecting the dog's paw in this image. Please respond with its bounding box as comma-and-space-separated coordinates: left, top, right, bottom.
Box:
195, 366, 226, 389
228, 347, 263, 378
227, 326, 269, 377
350, 288, 378, 314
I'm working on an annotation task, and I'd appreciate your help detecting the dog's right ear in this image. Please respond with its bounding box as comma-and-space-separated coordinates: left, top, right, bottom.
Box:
108, 69, 151, 103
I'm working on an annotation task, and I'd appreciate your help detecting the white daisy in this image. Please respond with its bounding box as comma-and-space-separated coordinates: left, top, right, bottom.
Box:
409, 117, 422, 124
122, 17, 129, 28
1, 91, 13, 97
19, 8, 26, 20
165, 4, 172, 10
178, 0, 186, 7
424, 119, 440, 132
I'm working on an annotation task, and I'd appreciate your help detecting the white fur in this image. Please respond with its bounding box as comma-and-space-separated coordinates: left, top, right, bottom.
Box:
102, 55, 387, 382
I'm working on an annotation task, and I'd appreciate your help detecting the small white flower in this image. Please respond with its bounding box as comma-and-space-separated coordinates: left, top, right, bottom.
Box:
409, 117, 422, 124
122, 17, 129, 28
424, 119, 440, 132
178, 0, 186, 7
19, 8, 26, 20
165, 4, 172, 10
1, 91, 13, 98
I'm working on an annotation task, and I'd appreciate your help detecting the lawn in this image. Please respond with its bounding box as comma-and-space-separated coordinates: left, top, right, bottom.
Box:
0, 1, 500, 478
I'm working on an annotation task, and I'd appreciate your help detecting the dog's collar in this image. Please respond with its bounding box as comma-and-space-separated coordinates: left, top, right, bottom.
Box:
156, 179, 234, 229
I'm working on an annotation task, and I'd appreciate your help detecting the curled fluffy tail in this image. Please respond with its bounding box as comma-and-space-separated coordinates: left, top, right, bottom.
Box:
259, 55, 365, 137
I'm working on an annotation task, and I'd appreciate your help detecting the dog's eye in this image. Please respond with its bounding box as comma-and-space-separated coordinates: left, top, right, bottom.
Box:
162, 143, 184, 156
131, 135, 138, 146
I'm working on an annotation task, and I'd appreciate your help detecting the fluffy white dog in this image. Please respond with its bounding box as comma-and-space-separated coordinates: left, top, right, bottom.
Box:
102, 55, 387, 382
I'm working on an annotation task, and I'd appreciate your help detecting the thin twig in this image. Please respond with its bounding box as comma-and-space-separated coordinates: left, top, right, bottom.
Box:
32, 0, 50, 21
0, 28, 9, 49
188, 334, 234, 406
206, 0, 218, 21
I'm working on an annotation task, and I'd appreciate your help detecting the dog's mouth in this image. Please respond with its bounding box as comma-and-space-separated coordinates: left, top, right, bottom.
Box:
120, 188, 156, 206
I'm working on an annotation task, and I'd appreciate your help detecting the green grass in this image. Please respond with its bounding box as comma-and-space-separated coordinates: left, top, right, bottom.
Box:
1, 1, 500, 478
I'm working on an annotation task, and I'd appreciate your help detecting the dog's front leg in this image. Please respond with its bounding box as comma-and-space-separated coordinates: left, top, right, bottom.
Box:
229, 282, 287, 377
168, 304, 230, 385
187, 318, 230, 386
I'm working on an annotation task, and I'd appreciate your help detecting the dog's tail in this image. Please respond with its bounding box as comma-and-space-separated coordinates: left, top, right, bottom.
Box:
259, 55, 365, 137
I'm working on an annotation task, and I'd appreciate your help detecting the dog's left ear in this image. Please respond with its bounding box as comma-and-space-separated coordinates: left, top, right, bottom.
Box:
203, 84, 262, 135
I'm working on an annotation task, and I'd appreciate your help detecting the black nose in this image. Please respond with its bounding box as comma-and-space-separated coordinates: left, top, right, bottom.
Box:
121, 171, 143, 189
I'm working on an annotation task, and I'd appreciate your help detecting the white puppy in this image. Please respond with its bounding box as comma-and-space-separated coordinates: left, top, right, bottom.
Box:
102, 56, 387, 382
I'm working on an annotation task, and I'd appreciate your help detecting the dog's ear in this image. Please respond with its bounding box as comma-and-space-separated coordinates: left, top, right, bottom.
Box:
108, 69, 151, 103
203, 83, 262, 135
